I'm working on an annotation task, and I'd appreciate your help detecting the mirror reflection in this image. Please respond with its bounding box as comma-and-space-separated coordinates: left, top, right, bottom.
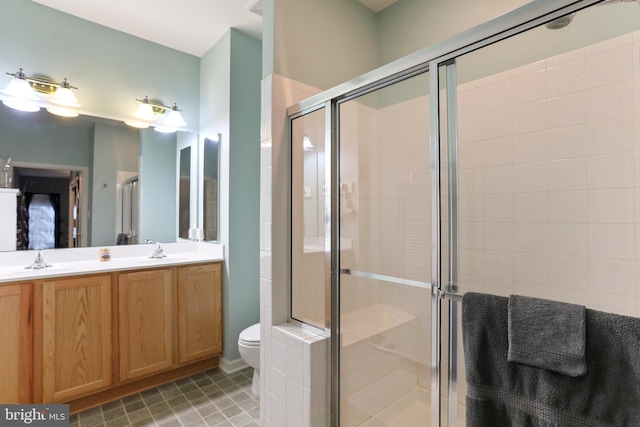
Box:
203, 137, 219, 242
179, 146, 191, 239
0, 102, 196, 251
118, 176, 139, 245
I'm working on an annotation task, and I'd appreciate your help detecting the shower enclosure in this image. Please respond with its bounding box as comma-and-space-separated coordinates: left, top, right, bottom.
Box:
288, 0, 640, 425
119, 176, 139, 244
291, 72, 434, 426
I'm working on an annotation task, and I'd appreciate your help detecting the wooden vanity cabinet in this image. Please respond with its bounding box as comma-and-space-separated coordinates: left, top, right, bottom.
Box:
177, 263, 222, 364
118, 268, 175, 382
0, 283, 32, 403
41, 275, 112, 403
22, 261, 221, 409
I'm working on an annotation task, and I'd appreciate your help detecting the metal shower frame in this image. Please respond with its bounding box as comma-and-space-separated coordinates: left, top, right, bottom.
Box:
286, 1, 603, 425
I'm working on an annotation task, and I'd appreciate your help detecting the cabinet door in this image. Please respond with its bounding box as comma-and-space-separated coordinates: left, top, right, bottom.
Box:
0, 284, 32, 403
119, 269, 174, 381
42, 276, 111, 403
177, 263, 222, 364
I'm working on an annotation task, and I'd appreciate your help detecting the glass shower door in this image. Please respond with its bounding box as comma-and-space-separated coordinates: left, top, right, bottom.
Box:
449, 2, 640, 426
338, 71, 433, 427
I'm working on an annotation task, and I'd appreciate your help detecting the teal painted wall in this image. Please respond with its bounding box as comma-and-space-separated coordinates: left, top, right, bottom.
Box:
267, 0, 534, 92
200, 31, 234, 359
0, 104, 93, 168
271, 0, 378, 90
139, 130, 177, 244
228, 30, 262, 360
377, 0, 531, 65
200, 29, 261, 361
262, 0, 275, 79
91, 123, 139, 246
0, 0, 200, 132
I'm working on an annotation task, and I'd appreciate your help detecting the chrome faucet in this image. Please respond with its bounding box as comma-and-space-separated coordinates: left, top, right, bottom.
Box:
25, 250, 52, 269
149, 241, 166, 258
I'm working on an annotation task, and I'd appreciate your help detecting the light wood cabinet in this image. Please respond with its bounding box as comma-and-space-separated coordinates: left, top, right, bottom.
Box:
177, 263, 222, 364
8, 260, 221, 410
118, 269, 175, 382
42, 275, 111, 403
0, 283, 32, 403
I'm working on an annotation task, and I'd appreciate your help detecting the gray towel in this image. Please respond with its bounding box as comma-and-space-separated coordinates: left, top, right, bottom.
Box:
462, 292, 640, 427
508, 294, 586, 377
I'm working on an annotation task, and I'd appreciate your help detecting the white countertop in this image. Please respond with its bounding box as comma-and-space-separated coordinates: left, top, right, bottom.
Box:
0, 242, 224, 284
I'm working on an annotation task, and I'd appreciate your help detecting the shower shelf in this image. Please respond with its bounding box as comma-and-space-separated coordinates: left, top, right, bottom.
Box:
341, 303, 417, 347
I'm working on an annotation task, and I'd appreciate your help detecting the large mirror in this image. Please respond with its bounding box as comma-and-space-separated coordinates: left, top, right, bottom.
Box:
0, 102, 205, 252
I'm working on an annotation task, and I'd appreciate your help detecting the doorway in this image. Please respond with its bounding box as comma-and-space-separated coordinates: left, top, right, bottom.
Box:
14, 166, 84, 249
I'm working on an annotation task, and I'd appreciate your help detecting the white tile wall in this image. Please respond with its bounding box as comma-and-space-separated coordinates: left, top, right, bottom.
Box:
456, 32, 640, 320
261, 74, 330, 427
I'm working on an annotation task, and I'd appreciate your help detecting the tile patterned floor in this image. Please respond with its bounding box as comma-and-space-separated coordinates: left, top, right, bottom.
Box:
69, 368, 259, 427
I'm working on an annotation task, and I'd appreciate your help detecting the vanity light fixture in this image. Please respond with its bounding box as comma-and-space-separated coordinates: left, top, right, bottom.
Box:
47, 78, 81, 117
303, 135, 314, 150
163, 103, 187, 127
46, 106, 79, 118
124, 120, 151, 129
1, 69, 40, 112
133, 96, 156, 121
153, 125, 177, 133
128, 97, 187, 133
50, 78, 80, 108
155, 104, 187, 134
1, 68, 81, 116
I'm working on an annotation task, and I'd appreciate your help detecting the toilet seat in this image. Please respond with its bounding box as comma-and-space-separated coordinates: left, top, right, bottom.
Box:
239, 323, 260, 345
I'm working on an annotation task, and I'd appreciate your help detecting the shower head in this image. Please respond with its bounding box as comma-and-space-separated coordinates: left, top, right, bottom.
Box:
545, 0, 640, 30
545, 13, 575, 30
600, 0, 640, 5
3, 157, 11, 169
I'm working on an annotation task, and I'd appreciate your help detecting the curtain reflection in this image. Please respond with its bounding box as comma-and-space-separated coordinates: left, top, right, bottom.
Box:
16, 194, 28, 250
27, 193, 59, 250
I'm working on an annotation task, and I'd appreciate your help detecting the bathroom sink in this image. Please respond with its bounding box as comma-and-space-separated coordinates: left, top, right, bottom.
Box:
0, 264, 74, 281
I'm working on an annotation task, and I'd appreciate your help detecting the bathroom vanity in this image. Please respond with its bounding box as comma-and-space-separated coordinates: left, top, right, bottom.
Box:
0, 243, 223, 413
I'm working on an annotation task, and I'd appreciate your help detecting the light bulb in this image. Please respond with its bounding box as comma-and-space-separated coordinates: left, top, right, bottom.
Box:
1, 77, 38, 101
163, 104, 186, 127
2, 98, 39, 112
125, 120, 151, 129
303, 135, 313, 149
47, 106, 78, 117
50, 86, 80, 108
133, 97, 156, 121
154, 125, 177, 133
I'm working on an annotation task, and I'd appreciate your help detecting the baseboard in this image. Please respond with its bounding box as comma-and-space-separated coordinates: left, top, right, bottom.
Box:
219, 357, 248, 374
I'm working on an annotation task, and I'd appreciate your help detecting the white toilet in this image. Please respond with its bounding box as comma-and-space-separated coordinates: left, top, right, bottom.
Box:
238, 323, 261, 396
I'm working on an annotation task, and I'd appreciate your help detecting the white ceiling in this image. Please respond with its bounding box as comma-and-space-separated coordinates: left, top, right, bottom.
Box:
30, 0, 399, 57
30, 0, 265, 57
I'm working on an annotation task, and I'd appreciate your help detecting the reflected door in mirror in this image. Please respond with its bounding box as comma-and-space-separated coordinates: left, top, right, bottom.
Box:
203, 137, 219, 241
179, 147, 191, 239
